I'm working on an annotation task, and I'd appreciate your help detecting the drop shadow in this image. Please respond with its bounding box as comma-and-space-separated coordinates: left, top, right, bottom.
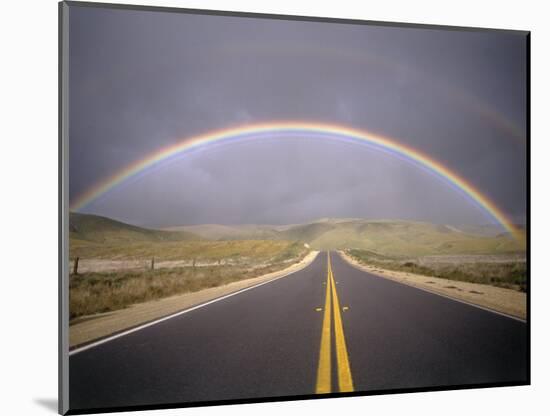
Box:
34, 398, 58, 413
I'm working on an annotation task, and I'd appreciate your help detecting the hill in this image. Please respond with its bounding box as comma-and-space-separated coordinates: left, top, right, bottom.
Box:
69, 212, 200, 243
169, 218, 526, 256
68, 213, 308, 263
292, 219, 525, 255
70, 213, 525, 256
166, 223, 282, 240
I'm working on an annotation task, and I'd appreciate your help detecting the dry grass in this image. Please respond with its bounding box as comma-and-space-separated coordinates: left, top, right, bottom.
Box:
69, 240, 308, 319
69, 213, 312, 320
70, 262, 301, 319
340, 251, 526, 319
346, 249, 527, 292
69, 251, 319, 346
70, 239, 303, 262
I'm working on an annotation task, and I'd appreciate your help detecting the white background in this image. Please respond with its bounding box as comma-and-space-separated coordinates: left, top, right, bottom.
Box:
1, 0, 548, 415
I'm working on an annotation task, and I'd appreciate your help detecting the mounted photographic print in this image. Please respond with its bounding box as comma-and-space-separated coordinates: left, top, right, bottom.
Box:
59, 1, 530, 414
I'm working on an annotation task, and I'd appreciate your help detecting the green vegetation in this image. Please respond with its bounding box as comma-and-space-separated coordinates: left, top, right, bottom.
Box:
167, 223, 283, 240
346, 249, 527, 292
70, 212, 307, 263
70, 212, 200, 243
172, 218, 526, 255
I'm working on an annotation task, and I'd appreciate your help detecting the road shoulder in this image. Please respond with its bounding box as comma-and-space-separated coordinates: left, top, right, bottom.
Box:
338, 251, 526, 320
70, 251, 319, 348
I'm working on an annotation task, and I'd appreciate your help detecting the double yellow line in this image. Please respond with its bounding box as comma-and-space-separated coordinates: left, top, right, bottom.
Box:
316, 251, 354, 394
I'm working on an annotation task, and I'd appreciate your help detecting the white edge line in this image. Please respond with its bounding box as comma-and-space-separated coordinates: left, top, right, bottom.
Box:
337, 252, 527, 324
69, 252, 319, 356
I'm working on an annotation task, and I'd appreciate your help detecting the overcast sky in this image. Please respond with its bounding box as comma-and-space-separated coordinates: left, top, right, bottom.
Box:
68, 5, 527, 228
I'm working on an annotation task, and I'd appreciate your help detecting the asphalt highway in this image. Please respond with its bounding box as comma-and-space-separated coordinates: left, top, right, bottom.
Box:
69, 251, 528, 412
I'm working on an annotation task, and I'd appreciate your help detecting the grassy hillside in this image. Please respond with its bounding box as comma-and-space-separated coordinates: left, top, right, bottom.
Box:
304, 219, 525, 255
452, 224, 525, 238
279, 222, 335, 243
69, 213, 310, 319
166, 224, 282, 240
169, 218, 525, 256
69, 213, 307, 263
70, 212, 200, 244
70, 213, 525, 260
70, 238, 306, 263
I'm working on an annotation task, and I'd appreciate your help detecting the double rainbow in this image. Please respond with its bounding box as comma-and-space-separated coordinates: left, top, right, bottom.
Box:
71, 121, 523, 241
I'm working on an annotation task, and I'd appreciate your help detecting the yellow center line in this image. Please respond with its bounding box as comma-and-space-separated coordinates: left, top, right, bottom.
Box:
328, 252, 354, 392
315, 251, 354, 394
315, 254, 332, 394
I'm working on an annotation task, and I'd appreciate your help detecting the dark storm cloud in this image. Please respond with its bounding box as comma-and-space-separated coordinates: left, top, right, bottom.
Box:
68, 5, 527, 227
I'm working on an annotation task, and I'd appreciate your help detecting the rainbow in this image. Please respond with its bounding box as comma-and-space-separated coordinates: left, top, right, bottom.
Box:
71, 121, 524, 241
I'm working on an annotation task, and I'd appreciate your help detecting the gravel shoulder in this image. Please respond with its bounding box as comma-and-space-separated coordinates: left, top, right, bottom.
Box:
69, 251, 319, 348
338, 251, 526, 320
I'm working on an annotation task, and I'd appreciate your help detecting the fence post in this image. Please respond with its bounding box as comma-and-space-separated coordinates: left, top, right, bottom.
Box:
151, 257, 155, 270
73, 257, 79, 275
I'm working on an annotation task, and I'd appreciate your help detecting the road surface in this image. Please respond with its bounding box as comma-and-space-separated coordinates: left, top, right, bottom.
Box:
69, 251, 528, 412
